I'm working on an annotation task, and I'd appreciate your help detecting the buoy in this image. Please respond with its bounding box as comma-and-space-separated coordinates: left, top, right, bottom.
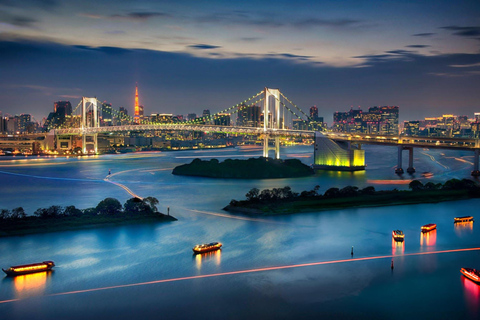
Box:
351, 246, 354, 256
391, 260, 394, 269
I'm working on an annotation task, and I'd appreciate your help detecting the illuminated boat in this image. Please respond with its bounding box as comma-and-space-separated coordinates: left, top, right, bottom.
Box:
193, 242, 222, 254
2, 261, 55, 277
460, 268, 480, 284
454, 216, 474, 223
392, 230, 405, 242
421, 223, 437, 233
421, 172, 433, 178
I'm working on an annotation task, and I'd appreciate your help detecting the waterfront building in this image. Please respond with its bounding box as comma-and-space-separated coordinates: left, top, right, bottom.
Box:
237, 104, 261, 127
54, 101, 72, 117
332, 106, 399, 135
102, 102, 113, 126
403, 121, 420, 136
214, 113, 231, 126
310, 106, 319, 121
293, 118, 308, 130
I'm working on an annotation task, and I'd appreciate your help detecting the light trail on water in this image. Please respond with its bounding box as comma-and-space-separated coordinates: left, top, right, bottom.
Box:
0, 247, 478, 305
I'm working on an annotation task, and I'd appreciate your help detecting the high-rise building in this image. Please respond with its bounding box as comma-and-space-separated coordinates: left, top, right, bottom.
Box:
202, 109, 210, 118
18, 114, 31, 133
237, 104, 261, 127
187, 113, 197, 121
54, 101, 72, 117
310, 106, 319, 121
102, 102, 113, 126
333, 106, 399, 135
0, 116, 7, 133
403, 121, 420, 136
214, 113, 231, 126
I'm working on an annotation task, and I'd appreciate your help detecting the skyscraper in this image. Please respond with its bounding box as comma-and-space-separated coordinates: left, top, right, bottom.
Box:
102, 102, 113, 126
310, 105, 319, 121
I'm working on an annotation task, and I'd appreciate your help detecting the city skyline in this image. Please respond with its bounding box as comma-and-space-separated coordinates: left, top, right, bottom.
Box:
1, 0, 480, 123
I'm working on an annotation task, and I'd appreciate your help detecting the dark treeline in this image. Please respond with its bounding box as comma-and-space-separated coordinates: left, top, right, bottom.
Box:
0, 197, 163, 221
230, 178, 480, 206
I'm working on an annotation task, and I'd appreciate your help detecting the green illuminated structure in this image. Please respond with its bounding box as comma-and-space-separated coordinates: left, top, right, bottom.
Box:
313, 132, 365, 171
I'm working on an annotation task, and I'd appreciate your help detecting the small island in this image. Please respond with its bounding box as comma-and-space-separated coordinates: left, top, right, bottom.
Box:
0, 196, 176, 237
224, 179, 480, 215
172, 157, 314, 179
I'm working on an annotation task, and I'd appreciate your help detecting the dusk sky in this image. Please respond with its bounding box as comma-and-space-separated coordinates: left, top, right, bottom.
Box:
1, 0, 479, 124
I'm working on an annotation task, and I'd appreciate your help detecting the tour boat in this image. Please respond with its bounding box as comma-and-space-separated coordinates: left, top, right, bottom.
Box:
421, 223, 437, 233
392, 230, 405, 242
421, 172, 433, 178
460, 268, 480, 284
192, 242, 222, 254
454, 216, 474, 223
2, 261, 55, 276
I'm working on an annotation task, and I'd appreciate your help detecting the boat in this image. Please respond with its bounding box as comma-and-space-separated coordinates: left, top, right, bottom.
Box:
2, 261, 55, 276
454, 216, 474, 223
421, 172, 433, 178
421, 223, 437, 233
392, 230, 405, 241
192, 242, 222, 254
460, 268, 480, 284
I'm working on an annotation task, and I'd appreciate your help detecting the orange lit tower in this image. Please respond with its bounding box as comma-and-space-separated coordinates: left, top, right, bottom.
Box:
134, 84, 140, 124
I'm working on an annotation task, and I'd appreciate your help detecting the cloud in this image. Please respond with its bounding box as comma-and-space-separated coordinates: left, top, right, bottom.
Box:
441, 25, 480, 38
188, 44, 221, 50
111, 12, 170, 21
1, 39, 480, 124
80, 11, 170, 22
294, 18, 361, 28
412, 33, 436, 37
240, 37, 262, 42
406, 45, 430, 48
10, 16, 37, 28
0, 0, 58, 9
450, 62, 480, 68
104, 30, 126, 35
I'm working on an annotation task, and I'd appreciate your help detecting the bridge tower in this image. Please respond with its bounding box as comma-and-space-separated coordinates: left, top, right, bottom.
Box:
81, 97, 99, 154
263, 87, 282, 159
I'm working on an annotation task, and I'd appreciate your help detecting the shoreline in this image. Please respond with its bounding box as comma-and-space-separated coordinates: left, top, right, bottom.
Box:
223, 189, 478, 215
0, 213, 177, 238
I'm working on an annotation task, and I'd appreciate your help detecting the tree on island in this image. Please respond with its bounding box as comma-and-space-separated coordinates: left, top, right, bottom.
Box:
96, 198, 123, 215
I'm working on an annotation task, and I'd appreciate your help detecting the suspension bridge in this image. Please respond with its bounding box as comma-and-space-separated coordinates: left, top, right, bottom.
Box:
52, 88, 316, 158
9, 86, 480, 175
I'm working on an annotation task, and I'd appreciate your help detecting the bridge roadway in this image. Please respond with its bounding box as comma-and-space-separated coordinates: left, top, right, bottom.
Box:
321, 132, 479, 151
54, 124, 316, 138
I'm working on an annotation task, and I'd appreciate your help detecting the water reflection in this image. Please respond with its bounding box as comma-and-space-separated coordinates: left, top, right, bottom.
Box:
194, 250, 222, 270
10, 271, 51, 298
420, 230, 437, 247
455, 221, 474, 235
462, 276, 480, 314
392, 238, 405, 255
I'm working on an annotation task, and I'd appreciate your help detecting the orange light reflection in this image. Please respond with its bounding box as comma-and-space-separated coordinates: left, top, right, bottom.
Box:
455, 221, 474, 235
420, 229, 437, 247
462, 276, 480, 314
13, 272, 48, 298
1, 247, 480, 305
392, 238, 405, 255
195, 250, 222, 270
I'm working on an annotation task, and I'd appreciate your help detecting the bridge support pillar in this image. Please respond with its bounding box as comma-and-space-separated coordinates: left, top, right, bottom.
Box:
262, 134, 280, 159
395, 146, 404, 174
472, 149, 480, 177
406, 147, 415, 174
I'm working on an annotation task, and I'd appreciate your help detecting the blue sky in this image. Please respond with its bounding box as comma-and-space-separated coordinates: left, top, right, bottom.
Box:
0, 0, 479, 123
